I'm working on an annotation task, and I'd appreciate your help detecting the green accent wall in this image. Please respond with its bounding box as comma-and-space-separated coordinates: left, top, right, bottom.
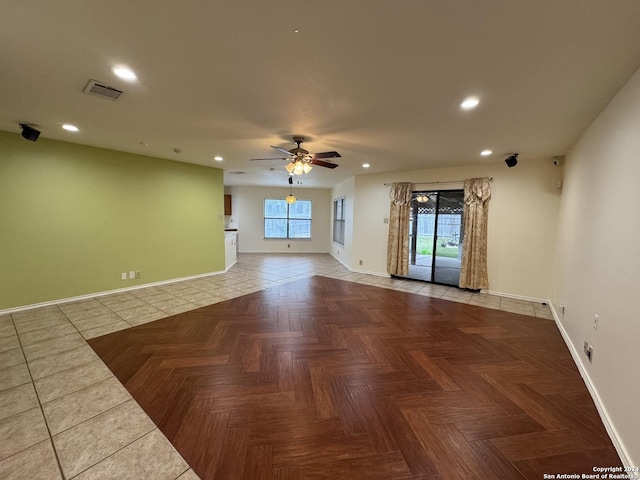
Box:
0, 131, 225, 310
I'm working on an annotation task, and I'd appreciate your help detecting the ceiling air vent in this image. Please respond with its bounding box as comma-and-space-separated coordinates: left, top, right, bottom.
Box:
83, 79, 123, 100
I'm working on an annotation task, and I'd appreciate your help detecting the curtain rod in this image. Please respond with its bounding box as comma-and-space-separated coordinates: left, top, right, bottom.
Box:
383, 177, 493, 186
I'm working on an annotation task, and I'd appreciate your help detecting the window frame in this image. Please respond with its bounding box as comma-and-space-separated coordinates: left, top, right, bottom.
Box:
263, 198, 312, 239
333, 197, 346, 245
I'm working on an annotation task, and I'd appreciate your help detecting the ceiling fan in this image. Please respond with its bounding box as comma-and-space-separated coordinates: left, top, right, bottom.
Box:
250, 136, 340, 175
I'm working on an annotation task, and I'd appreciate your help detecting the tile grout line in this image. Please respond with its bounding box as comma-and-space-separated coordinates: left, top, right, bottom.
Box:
14, 307, 172, 478
65, 425, 157, 479
19, 301, 198, 479
9, 306, 67, 480
67, 428, 194, 480
9, 304, 158, 478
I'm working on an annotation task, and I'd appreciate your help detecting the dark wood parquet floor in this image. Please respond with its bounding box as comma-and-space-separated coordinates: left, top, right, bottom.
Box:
88, 276, 622, 480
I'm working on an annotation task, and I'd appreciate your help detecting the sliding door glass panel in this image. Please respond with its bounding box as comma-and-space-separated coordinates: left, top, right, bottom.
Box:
433, 191, 464, 285
403, 189, 464, 286
407, 193, 437, 282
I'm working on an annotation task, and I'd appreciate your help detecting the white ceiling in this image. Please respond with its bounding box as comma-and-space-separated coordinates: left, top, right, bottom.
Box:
2, 1, 640, 188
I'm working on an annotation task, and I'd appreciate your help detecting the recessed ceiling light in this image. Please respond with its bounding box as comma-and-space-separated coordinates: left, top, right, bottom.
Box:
362, 163, 370, 168
460, 97, 480, 110
62, 124, 79, 132
112, 66, 137, 81
480, 149, 492, 156
294, 28, 300, 34
214, 156, 223, 161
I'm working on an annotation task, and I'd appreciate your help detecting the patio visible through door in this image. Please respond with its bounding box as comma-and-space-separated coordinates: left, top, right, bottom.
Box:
403, 190, 464, 286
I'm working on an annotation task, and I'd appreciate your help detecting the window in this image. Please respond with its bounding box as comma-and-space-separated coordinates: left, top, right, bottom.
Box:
264, 199, 312, 239
333, 197, 345, 245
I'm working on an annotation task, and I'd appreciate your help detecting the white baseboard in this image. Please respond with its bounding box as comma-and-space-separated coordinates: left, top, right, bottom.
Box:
329, 253, 350, 270
483, 289, 549, 304
328, 253, 390, 277
0, 270, 226, 315
349, 268, 390, 277
238, 250, 330, 255
550, 304, 636, 474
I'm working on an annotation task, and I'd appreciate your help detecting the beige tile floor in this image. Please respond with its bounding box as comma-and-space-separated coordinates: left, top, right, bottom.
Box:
0, 253, 553, 479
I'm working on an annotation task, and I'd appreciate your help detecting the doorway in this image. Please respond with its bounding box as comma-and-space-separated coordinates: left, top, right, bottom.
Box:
404, 190, 464, 286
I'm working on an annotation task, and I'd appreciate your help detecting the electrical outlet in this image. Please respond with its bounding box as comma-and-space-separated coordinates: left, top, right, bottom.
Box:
121, 272, 127, 281
593, 314, 599, 330
129, 271, 135, 279
560, 305, 565, 315
583, 341, 593, 363
135, 271, 141, 279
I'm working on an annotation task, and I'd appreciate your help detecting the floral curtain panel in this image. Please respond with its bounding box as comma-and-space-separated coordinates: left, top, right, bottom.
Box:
386, 182, 413, 276
459, 177, 492, 290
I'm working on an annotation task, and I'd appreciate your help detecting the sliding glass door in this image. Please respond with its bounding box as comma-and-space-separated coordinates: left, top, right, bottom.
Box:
405, 190, 464, 286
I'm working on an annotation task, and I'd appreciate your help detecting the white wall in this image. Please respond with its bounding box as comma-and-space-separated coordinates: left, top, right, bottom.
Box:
352, 159, 563, 300
330, 177, 355, 268
554, 66, 640, 467
226, 185, 332, 253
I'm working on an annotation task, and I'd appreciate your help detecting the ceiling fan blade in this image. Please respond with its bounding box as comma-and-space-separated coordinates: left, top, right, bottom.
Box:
271, 146, 293, 156
310, 159, 339, 169
249, 157, 288, 161
309, 151, 341, 160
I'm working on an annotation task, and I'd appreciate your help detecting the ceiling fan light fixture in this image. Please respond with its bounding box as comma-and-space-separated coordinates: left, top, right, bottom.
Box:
255, 137, 340, 173
293, 162, 304, 175
285, 160, 312, 175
